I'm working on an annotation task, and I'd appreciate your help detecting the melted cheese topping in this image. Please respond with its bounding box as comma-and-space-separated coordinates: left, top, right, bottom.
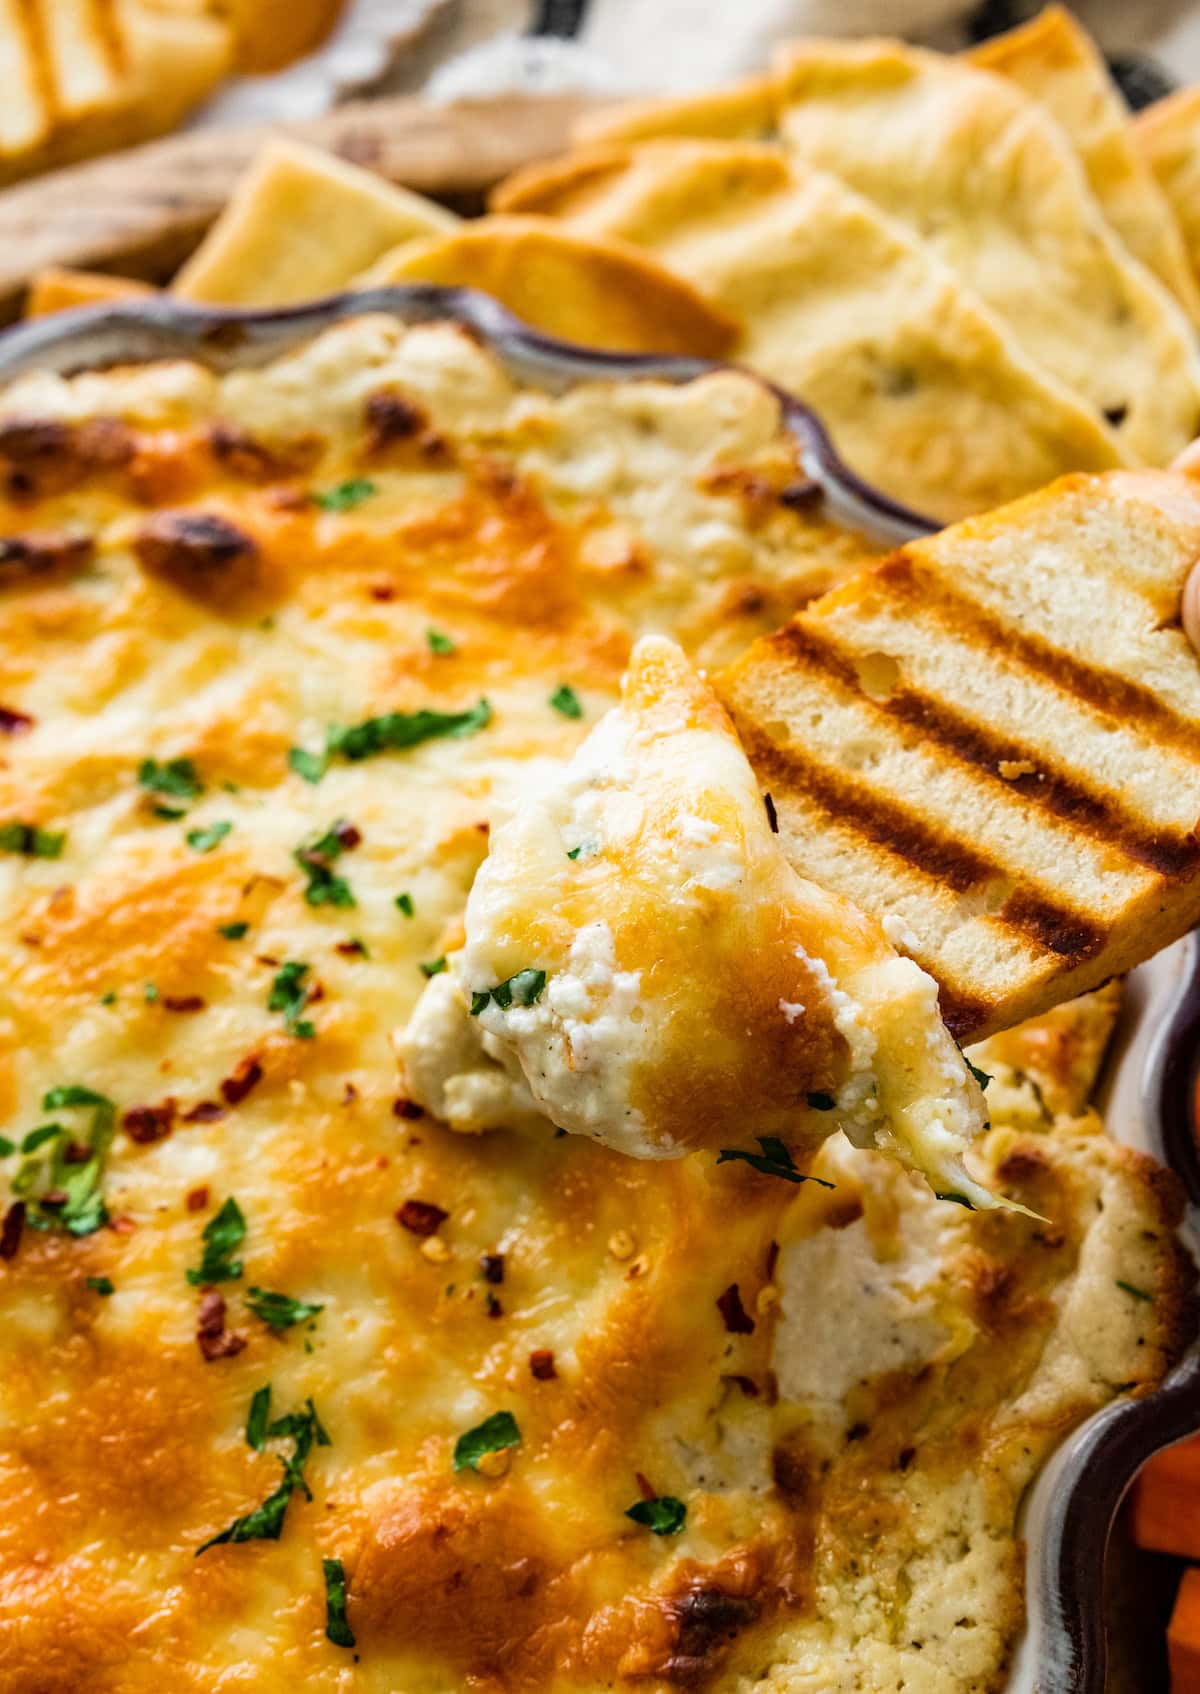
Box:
401, 634, 993, 1203
0, 318, 1186, 1694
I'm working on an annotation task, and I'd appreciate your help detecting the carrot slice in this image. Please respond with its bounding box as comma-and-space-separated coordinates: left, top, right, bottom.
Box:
1132, 1437, 1200, 1559
1169, 1566, 1200, 1692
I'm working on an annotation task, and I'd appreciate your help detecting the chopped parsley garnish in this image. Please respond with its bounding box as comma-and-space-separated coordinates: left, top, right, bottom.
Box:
246, 1385, 272, 1451
426, 628, 456, 655
313, 477, 377, 513
87, 1275, 114, 1296
143, 982, 158, 1003
716, 1136, 835, 1189
138, 757, 202, 807
0, 821, 64, 858
196, 1390, 330, 1555
1117, 1279, 1153, 1303
806, 1091, 837, 1112
294, 821, 357, 909
288, 747, 327, 785
566, 845, 584, 860
453, 1410, 521, 1472
218, 921, 249, 940
186, 1196, 246, 1286
935, 1192, 977, 1210
21, 1123, 63, 1154
11, 1085, 115, 1236
394, 892, 414, 917
323, 1556, 356, 1649
0, 1136, 12, 1157
965, 1058, 992, 1092
420, 956, 448, 979
626, 1495, 687, 1536
329, 699, 492, 763
269, 961, 315, 1039
100, 990, 117, 1005
246, 1287, 323, 1331
186, 820, 232, 853
549, 684, 583, 719
289, 698, 492, 781
469, 968, 547, 1017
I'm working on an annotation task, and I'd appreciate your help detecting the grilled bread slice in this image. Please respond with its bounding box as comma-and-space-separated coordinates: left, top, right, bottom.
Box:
773, 38, 1200, 466
716, 469, 1200, 1043
969, 5, 1200, 324
0, 0, 232, 186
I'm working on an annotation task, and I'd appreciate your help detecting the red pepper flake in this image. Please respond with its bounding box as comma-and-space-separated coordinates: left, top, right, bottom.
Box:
341, 1081, 359, 1104
480, 1253, 505, 1285
0, 706, 33, 735
163, 995, 206, 1013
335, 939, 367, 958
255, 954, 280, 967
396, 1199, 448, 1237
186, 1185, 210, 1213
122, 1100, 177, 1145
196, 1290, 246, 1361
529, 1348, 557, 1380
392, 1098, 424, 1120
333, 821, 361, 850
62, 1140, 92, 1165
369, 582, 396, 602
486, 1291, 504, 1318
182, 1100, 225, 1124
109, 1214, 137, 1235
0, 1200, 25, 1260
765, 1240, 779, 1281
40, 1189, 67, 1210
220, 1054, 263, 1106
634, 1471, 657, 1501
716, 1283, 755, 1335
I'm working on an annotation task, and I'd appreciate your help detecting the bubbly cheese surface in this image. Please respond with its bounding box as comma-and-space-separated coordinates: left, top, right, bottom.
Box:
401, 633, 994, 1203
0, 317, 1187, 1694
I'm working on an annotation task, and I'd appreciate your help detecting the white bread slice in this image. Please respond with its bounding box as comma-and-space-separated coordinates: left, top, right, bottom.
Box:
715, 469, 1200, 1042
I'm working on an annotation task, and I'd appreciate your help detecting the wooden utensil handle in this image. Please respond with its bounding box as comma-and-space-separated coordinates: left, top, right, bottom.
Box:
0, 92, 599, 325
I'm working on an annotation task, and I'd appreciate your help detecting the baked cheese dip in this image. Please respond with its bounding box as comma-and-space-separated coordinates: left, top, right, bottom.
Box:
0, 316, 1188, 1694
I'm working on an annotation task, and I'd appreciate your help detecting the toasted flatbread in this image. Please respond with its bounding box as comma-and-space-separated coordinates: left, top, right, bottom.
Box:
1137, 87, 1200, 296
24, 266, 155, 318
173, 137, 460, 307
968, 6, 1200, 324
571, 74, 778, 148
716, 468, 1200, 1042
212, 0, 347, 73
773, 38, 1200, 465
494, 139, 1124, 522
356, 215, 738, 358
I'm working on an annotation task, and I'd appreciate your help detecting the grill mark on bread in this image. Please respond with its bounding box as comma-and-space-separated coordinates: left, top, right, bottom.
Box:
773, 621, 1200, 877
731, 716, 1106, 962
878, 554, 1200, 757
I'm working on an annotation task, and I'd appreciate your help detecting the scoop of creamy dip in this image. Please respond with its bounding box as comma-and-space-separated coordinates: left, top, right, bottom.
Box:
397, 635, 995, 1204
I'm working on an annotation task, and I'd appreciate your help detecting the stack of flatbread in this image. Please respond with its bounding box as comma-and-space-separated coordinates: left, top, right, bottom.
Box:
36, 4, 1200, 528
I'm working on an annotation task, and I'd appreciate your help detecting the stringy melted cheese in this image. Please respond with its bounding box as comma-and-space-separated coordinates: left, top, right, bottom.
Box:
0, 317, 1186, 1694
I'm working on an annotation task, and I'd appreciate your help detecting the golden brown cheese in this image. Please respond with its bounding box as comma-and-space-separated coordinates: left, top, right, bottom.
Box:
0, 318, 1188, 1694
